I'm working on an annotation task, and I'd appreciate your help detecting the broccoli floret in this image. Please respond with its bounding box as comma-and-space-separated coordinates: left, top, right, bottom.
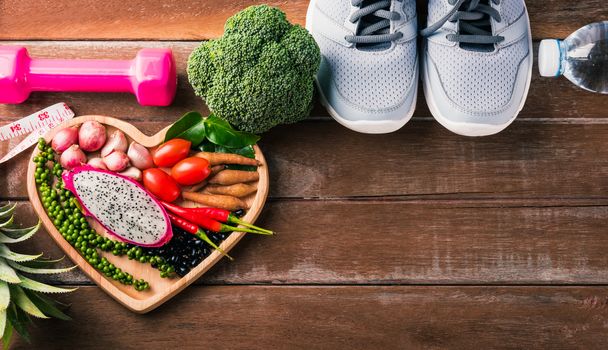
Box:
187, 5, 321, 133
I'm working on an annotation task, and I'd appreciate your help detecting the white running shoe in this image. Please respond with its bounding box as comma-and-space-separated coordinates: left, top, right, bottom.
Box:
306, 0, 419, 134
421, 0, 533, 136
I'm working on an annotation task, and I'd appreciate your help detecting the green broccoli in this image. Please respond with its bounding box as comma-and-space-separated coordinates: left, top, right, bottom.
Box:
187, 5, 321, 133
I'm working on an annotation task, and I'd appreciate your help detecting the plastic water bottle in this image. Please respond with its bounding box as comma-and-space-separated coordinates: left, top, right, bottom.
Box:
539, 21, 608, 94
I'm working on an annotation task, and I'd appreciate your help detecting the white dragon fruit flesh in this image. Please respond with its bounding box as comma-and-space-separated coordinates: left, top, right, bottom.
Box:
62, 165, 172, 247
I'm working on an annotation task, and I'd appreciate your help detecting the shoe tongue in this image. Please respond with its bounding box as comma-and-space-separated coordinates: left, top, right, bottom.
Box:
356, 0, 392, 52
457, 0, 495, 52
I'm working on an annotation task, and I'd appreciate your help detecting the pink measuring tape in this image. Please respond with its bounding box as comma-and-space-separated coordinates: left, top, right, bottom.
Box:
0, 103, 75, 163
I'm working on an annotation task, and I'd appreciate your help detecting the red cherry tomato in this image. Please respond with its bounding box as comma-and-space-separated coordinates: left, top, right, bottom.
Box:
171, 157, 212, 186
153, 139, 191, 167
143, 168, 181, 202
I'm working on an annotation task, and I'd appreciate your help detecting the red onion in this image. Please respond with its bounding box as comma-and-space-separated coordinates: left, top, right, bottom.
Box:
87, 157, 108, 170
127, 142, 153, 170
79, 121, 106, 152
51, 127, 79, 153
101, 130, 128, 157
103, 150, 130, 172
60, 145, 87, 170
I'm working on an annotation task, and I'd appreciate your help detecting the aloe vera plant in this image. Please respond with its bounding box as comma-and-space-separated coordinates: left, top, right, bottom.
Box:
0, 203, 75, 348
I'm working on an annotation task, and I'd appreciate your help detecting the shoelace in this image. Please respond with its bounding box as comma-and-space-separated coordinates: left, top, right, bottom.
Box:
421, 0, 504, 46
345, 0, 403, 45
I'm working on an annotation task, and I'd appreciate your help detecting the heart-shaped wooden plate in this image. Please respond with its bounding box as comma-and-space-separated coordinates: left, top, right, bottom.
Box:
26, 115, 269, 313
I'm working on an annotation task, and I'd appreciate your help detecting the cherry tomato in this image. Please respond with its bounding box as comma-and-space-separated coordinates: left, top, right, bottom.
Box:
143, 168, 181, 202
171, 157, 212, 186
153, 139, 191, 167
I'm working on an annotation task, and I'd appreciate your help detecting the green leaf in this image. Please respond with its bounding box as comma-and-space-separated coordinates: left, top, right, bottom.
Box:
0, 205, 15, 220
0, 282, 9, 311
18, 257, 65, 269
204, 114, 260, 148
0, 260, 19, 284
9, 285, 47, 319
0, 245, 42, 262
176, 120, 207, 146
2, 322, 11, 350
7, 303, 31, 342
0, 217, 12, 229
16, 275, 76, 294
0, 220, 40, 239
24, 290, 71, 321
0, 221, 40, 243
0, 309, 5, 340
7, 260, 76, 275
164, 111, 204, 142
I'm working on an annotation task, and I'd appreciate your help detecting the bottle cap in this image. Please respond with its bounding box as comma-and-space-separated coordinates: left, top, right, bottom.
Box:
538, 39, 562, 77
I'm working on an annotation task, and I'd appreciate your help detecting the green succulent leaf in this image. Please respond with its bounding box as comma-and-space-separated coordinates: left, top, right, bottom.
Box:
164, 111, 204, 142
1, 322, 11, 350
9, 285, 47, 319
0, 220, 41, 239
0, 221, 40, 243
0, 260, 19, 284
0, 217, 13, 229
24, 291, 71, 321
18, 257, 65, 269
0, 204, 15, 220
0, 309, 5, 340
0, 282, 9, 311
0, 245, 42, 262
16, 275, 76, 294
7, 260, 76, 275
7, 303, 31, 341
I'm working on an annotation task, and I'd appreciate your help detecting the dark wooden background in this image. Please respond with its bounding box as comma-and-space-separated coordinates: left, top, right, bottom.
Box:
1, 1, 608, 348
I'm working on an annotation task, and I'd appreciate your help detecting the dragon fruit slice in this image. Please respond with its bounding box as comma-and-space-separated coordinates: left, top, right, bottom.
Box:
62, 165, 172, 247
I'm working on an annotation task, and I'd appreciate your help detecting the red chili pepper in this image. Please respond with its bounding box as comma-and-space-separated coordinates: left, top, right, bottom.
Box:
162, 202, 272, 235
167, 212, 233, 261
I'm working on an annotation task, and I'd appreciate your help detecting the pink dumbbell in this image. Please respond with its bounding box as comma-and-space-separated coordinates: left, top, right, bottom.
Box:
0, 46, 177, 106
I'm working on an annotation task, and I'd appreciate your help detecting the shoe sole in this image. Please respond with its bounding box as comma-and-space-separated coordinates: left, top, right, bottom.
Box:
305, 0, 417, 134
422, 5, 534, 137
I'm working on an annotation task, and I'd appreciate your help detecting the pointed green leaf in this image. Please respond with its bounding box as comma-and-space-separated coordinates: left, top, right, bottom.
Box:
7, 304, 30, 342
0, 309, 5, 339
0, 245, 42, 262
0, 260, 19, 284
9, 285, 47, 319
16, 275, 76, 294
24, 291, 71, 321
0, 221, 40, 243
0, 220, 40, 239
1, 317, 10, 349
164, 111, 204, 142
0, 282, 8, 311
18, 257, 65, 269
0, 205, 15, 220
0, 217, 13, 229
7, 260, 76, 275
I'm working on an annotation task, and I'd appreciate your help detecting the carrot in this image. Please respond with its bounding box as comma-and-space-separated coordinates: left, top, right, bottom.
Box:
208, 169, 259, 185
194, 152, 259, 166
182, 192, 249, 210
182, 165, 226, 192
203, 183, 257, 197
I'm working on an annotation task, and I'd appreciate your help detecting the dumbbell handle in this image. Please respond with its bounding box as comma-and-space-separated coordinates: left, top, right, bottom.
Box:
28, 58, 134, 93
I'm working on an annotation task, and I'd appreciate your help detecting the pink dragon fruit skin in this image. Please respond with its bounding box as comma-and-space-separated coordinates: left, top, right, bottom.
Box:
62, 165, 173, 248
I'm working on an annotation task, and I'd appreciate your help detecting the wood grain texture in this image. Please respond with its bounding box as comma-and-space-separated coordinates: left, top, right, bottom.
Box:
11, 285, 608, 349
3, 121, 608, 200
9, 199, 608, 285
25, 116, 269, 312
0, 41, 606, 121
0, 0, 606, 40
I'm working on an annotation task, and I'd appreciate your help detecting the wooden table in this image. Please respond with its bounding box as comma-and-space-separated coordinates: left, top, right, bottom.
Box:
1, 1, 608, 348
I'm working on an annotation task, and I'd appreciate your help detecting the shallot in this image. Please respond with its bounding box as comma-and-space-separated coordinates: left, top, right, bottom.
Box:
51, 127, 79, 153
119, 167, 143, 182
78, 121, 106, 152
60, 145, 87, 170
87, 157, 108, 170
127, 142, 153, 170
101, 130, 128, 157
103, 150, 130, 172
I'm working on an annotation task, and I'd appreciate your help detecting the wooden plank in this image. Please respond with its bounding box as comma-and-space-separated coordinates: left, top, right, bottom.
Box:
8, 200, 608, 285
11, 285, 608, 349
0, 41, 607, 121
0, 0, 605, 40
3, 120, 608, 199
